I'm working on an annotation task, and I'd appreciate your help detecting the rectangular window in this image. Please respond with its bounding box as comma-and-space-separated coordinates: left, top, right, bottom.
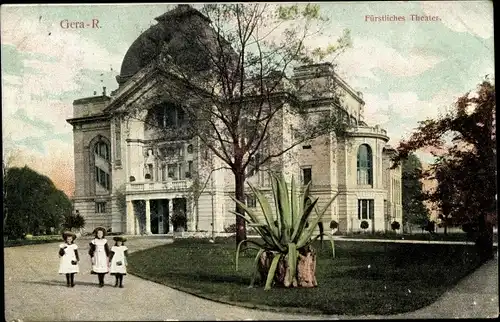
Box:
246, 194, 257, 208
186, 161, 193, 178
302, 167, 312, 185
358, 199, 374, 220
96, 202, 106, 213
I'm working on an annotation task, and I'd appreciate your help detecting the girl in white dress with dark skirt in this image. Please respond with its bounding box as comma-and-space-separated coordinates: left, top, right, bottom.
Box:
88, 227, 110, 287
110, 236, 129, 288
58, 231, 80, 287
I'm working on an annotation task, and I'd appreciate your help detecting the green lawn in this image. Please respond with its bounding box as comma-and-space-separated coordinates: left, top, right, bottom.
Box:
342, 232, 498, 243
127, 237, 488, 315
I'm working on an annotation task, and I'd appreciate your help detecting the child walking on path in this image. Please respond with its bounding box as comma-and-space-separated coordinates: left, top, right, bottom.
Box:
88, 226, 110, 287
109, 236, 129, 288
58, 231, 80, 287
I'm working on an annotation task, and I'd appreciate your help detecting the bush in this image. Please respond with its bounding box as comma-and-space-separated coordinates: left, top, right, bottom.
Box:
391, 221, 401, 231
330, 220, 339, 230
360, 220, 369, 230
25, 234, 33, 240
170, 209, 187, 229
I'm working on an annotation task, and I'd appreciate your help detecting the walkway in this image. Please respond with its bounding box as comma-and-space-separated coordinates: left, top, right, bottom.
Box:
4, 237, 498, 321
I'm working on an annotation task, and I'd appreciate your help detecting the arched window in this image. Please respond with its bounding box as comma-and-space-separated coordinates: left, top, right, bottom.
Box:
357, 144, 373, 185
94, 141, 110, 161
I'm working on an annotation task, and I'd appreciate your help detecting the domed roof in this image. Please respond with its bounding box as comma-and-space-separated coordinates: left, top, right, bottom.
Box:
117, 5, 212, 85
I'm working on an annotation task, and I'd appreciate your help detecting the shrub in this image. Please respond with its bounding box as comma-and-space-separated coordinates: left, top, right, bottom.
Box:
170, 209, 187, 229
391, 221, 401, 231
25, 234, 33, 240
360, 220, 369, 230
330, 220, 338, 230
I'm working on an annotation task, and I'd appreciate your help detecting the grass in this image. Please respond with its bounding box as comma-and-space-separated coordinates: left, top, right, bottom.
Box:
127, 237, 489, 316
342, 231, 498, 243
4, 235, 61, 247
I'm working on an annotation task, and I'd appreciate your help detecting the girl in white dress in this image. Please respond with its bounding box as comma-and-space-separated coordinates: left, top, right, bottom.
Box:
110, 236, 129, 288
58, 231, 80, 287
88, 226, 110, 287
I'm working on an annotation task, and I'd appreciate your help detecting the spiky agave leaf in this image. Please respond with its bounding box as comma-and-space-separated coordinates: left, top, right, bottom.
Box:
235, 239, 266, 271
247, 182, 281, 243
296, 192, 340, 249
265, 252, 282, 291
249, 248, 266, 287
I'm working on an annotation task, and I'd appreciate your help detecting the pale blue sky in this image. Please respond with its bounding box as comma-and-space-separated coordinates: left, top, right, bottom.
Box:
1, 2, 494, 194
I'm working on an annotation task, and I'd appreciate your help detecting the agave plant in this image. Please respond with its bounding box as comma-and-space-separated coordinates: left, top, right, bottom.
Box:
230, 172, 339, 291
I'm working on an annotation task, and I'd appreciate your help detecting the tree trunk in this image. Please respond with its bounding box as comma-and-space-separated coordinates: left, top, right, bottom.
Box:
257, 246, 318, 288
234, 171, 247, 246
476, 212, 494, 263
194, 197, 199, 231
444, 223, 448, 235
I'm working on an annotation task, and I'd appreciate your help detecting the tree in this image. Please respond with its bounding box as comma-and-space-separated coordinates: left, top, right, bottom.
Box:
63, 210, 86, 232
126, 4, 353, 245
402, 153, 430, 230
392, 79, 496, 262
4, 166, 72, 238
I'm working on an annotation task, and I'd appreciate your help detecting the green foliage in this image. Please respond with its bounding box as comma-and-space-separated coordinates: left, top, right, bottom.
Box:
393, 79, 495, 226
231, 173, 339, 290
115, 185, 127, 217
360, 220, 369, 230
402, 153, 430, 226
4, 166, 72, 238
63, 213, 86, 231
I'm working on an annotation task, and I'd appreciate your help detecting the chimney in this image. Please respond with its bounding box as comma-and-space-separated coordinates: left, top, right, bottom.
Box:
102, 86, 107, 96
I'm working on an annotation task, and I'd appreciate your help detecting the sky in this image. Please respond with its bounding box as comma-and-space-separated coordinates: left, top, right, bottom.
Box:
1, 1, 495, 197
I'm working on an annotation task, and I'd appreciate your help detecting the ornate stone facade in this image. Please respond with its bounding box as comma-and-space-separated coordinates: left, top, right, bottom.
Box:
67, 5, 403, 235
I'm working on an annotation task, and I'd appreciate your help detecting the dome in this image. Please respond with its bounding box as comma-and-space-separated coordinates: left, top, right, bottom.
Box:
117, 5, 212, 86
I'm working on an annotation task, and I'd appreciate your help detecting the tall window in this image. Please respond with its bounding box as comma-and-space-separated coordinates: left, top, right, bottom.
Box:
95, 166, 110, 189
186, 161, 193, 178
96, 202, 106, 213
114, 118, 121, 163
358, 199, 374, 220
357, 144, 373, 185
94, 141, 110, 161
302, 167, 312, 185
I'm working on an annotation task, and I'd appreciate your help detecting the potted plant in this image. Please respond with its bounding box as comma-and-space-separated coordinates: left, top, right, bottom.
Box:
391, 221, 400, 232
233, 173, 340, 290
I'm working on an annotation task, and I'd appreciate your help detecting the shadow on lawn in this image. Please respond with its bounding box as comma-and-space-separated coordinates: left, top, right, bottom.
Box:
163, 270, 251, 286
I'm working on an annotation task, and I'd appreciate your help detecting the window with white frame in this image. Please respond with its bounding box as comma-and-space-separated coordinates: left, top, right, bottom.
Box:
358, 199, 374, 220
357, 144, 373, 185
246, 194, 257, 208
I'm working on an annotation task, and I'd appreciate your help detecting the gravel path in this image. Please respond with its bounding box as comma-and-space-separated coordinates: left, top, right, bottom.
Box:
4, 237, 498, 321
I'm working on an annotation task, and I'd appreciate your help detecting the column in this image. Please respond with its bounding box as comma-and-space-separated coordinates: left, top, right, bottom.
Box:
126, 201, 134, 234
168, 199, 174, 233
134, 203, 140, 235
145, 199, 152, 235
